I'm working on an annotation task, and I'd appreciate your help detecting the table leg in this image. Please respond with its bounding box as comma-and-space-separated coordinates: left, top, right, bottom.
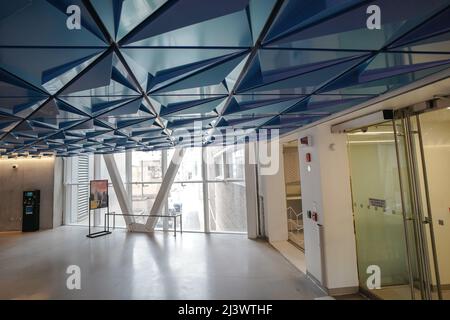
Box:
174, 216, 176, 237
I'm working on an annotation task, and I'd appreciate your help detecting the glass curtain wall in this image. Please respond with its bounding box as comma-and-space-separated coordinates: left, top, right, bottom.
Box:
131, 151, 163, 226
63, 145, 247, 234
205, 146, 247, 233
168, 147, 204, 232
63, 153, 127, 227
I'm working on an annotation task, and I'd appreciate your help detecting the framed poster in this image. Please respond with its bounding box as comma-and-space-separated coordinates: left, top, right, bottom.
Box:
89, 180, 108, 209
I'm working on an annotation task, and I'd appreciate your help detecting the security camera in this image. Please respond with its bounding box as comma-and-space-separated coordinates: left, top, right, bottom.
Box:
361, 127, 368, 133
12, 164, 19, 169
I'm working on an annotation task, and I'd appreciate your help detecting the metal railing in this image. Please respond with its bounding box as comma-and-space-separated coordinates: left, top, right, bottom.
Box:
287, 206, 303, 232
104, 212, 183, 237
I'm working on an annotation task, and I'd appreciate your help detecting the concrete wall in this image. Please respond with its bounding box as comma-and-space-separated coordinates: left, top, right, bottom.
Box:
208, 182, 247, 232
0, 157, 60, 231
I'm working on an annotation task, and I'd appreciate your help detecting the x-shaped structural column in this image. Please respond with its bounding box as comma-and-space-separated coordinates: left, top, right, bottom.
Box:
103, 148, 185, 232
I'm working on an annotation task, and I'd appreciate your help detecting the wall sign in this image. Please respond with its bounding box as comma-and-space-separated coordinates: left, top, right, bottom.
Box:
369, 198, 386, 209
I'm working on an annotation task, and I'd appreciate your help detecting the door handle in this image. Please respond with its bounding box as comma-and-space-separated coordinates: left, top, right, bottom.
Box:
423, 217, 432, 224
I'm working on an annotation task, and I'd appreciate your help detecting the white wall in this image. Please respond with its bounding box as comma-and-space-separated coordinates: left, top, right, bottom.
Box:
297, 126, 324, 284
259, 138, 288, 242
257, 125, 359, 292
297, 124, 359, 292
0, 157, 61, 231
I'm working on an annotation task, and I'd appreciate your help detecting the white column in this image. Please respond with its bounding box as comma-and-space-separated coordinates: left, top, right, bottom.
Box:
259, 139, 288, 242
103, 154, 134, 229
298, 124, 359, 294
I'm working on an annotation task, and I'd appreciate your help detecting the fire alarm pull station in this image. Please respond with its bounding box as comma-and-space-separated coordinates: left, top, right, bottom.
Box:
312, 212, 318, 222
306, 153, 311, 162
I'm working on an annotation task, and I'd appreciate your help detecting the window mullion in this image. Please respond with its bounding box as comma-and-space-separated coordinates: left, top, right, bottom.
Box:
202, 147, 209, 233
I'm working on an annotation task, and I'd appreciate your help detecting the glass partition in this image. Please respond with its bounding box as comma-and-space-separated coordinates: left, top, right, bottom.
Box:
417, 108, 450, 299
348, 122, 413, 299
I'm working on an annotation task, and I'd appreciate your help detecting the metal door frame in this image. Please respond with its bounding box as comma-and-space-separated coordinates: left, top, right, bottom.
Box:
393, 108, 443, 300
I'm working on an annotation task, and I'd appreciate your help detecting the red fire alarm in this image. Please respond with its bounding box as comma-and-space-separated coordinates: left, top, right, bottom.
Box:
312, 212, 318, 222
306, 153, 311, 162
300, 135, 312, 146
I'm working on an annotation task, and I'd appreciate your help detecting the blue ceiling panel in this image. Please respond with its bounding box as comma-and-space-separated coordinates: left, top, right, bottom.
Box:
321, 52, 450, 95
265, 0, 450, 50
0, 0, 449, 156
125, 9, 253, 47
0, 0, 107, 47
120, 0, 250, 45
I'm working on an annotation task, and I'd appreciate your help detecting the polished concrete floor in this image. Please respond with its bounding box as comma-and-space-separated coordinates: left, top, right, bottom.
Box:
0, 226, 325, 300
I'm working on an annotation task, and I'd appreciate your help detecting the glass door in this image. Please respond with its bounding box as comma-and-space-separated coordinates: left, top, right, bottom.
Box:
414, 107, 450, 299
393, 107, 447, 300
347, 105, 449, 300
348, 122, 416, 299
393, 113, 433, 300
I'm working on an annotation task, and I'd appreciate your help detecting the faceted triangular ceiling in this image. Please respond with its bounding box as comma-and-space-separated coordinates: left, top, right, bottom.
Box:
1, 0, 450, 157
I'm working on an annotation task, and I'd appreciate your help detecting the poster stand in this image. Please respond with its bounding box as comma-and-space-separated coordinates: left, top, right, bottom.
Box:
86, 205, 112, 238
86, 180, 112, 238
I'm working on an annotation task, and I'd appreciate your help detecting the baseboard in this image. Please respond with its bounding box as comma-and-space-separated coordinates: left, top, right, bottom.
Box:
432, 283, 450, 291
306, 271, 328, 294
328, 286, 359, 296
305, 271, 359, 296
